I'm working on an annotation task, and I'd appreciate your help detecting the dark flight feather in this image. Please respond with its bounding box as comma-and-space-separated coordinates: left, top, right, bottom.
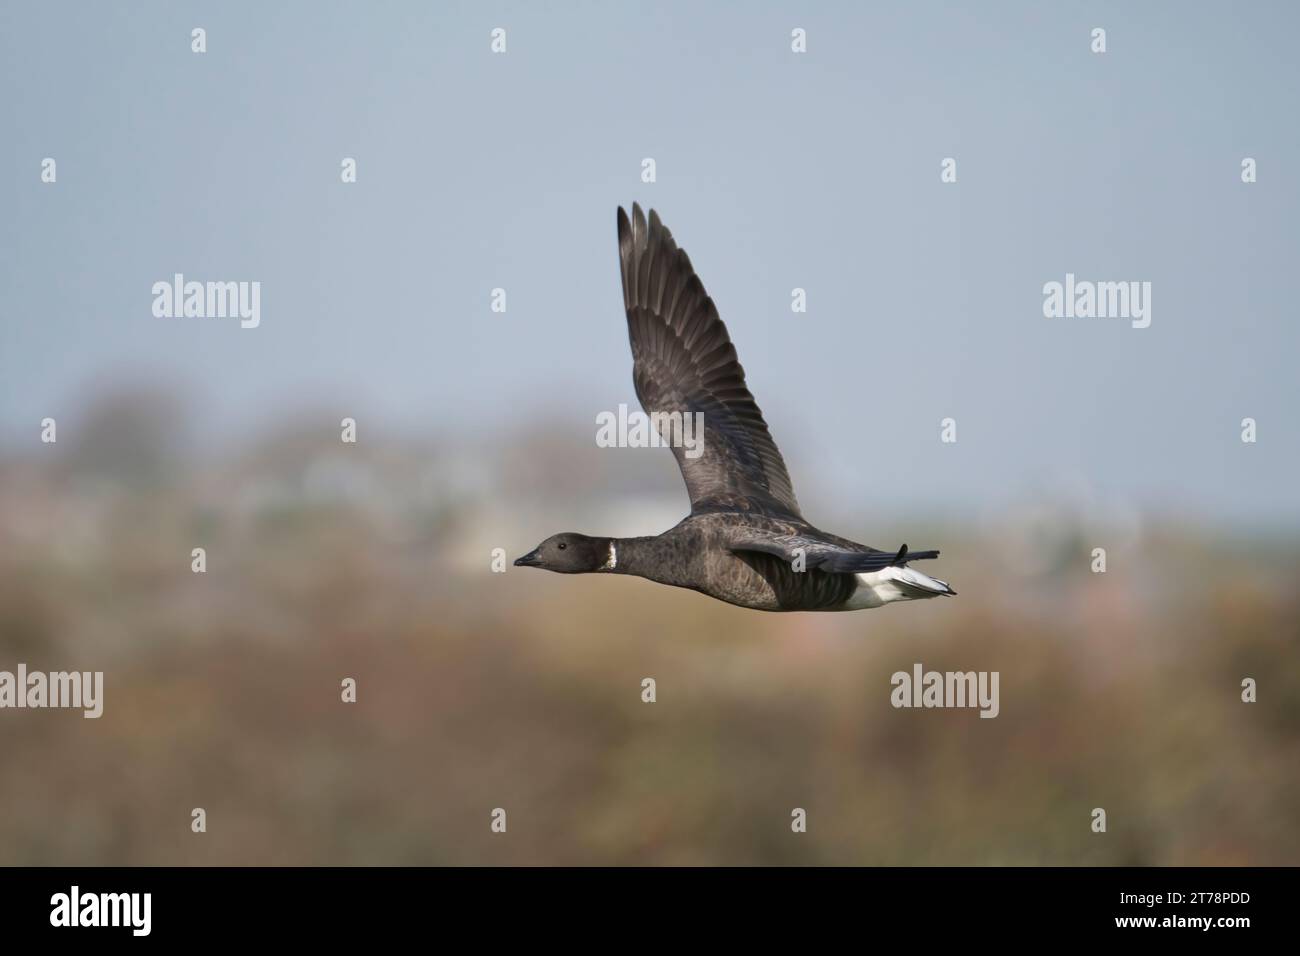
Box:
724, 526, 940, 574
617, 203, 802, 518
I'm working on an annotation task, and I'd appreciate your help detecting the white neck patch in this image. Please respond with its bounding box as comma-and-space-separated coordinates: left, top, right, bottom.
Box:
601, 541, 617, 571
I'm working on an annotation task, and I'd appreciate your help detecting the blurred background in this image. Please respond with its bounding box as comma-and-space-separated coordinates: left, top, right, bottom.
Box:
1, 1, 1297, 864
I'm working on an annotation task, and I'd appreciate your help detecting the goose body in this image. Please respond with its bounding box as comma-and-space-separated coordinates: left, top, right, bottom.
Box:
515, 205, 954, 613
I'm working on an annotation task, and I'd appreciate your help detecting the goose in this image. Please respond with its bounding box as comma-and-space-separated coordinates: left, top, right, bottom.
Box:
515, 204, 955, 612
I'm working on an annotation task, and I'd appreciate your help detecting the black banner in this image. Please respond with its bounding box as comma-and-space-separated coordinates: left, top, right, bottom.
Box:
0, 867, 1281, 942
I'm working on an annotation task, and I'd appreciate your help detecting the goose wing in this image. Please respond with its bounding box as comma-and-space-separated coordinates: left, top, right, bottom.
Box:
727, 528, 940, 573
617, 203, 801, 518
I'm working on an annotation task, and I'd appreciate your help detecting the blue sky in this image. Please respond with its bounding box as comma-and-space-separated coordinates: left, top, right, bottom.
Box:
2, 1, 1297, 524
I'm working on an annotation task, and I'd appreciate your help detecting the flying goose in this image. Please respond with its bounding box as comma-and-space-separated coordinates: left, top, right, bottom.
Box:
515, 204, 955, 612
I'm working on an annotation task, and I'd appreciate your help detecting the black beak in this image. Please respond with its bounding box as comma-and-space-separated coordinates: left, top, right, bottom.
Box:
514, 549, 541, 568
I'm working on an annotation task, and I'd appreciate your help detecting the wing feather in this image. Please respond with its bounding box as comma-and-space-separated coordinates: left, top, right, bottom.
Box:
727, 529, 940, 573
617, 204, 801, 517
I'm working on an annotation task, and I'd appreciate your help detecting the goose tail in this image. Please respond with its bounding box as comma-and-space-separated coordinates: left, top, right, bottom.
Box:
885, 564, 957, 597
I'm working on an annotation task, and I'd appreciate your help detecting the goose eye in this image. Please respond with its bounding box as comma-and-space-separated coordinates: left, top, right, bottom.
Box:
557, 543, 567, 550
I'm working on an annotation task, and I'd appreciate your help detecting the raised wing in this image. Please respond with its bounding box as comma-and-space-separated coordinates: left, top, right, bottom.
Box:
617, 203, 801, 517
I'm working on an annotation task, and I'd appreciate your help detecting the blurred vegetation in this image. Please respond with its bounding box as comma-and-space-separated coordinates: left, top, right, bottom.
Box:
0, 389, 1296, 865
